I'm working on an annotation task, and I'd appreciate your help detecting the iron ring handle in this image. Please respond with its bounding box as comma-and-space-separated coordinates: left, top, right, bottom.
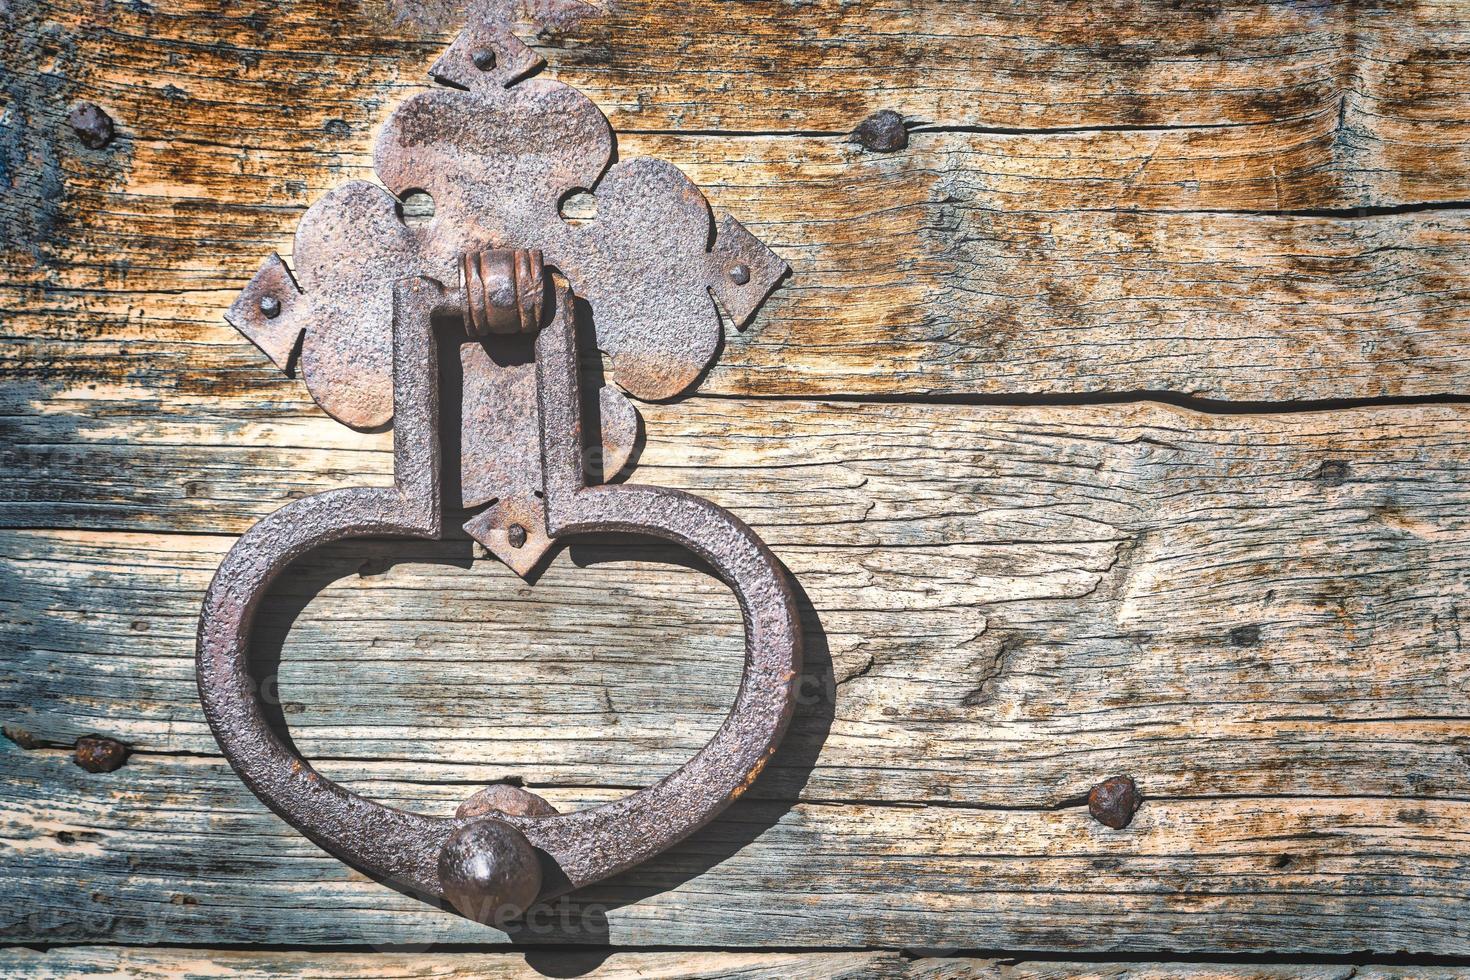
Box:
197, 277, 802, 922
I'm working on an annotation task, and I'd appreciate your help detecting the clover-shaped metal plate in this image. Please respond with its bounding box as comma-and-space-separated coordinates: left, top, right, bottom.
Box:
226, 15, 787, 431
203, 16, 801, 918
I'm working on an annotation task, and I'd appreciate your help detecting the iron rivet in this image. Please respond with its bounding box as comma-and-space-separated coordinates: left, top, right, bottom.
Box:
472, 49, 496, 71
727, 263, 750, 286
438, 818, 542, 922
851, 109, 908, 153
67, 101, 115, 150
259, 295, 282, 319
74, 735, 129, 773
1088, 775, 1142, 830
507, 524, 527, 549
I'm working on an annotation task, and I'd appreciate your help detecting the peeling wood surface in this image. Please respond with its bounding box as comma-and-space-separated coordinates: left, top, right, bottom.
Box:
7, 0, 1470, 972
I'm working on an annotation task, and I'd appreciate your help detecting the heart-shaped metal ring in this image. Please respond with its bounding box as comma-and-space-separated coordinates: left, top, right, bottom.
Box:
198, 275, 801, 921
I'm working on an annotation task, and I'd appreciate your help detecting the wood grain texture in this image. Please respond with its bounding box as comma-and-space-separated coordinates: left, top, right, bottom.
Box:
0, 948, 900, 979
5, 400, 1470, 950
7, 0, 1470, 966
12, 0, 1469, 134
514, 0, 1470, 136
7, 744, 1470, 952
2, 948, 1465, 980
7, 0, 1470, 402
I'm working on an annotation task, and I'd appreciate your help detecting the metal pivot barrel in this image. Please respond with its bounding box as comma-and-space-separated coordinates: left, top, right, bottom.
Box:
461, 248, 545, 337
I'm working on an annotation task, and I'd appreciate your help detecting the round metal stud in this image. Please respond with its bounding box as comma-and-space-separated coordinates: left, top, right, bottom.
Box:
438, 818, 542, 922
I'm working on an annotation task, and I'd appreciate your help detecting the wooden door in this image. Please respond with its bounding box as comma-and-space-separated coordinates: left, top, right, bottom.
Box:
6, 1, 1470, 975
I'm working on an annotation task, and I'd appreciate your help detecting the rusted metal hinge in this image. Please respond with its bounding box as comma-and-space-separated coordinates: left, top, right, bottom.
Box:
196, 14, 800, 923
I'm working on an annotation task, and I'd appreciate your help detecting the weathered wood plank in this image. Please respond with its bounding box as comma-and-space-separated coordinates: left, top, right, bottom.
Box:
920, 968, 1470, 980
7, 399, 1470, 809
4, 745, 1470, 951
1, 947, 1463, 980
13, 0, 1470, 135
7, 400, 1470, 952
529, 0, 1470, 142
13, 196, 1470, 402
8, 0, 1470, 961
0, 948, 902, 979
8, 2, 1470, 401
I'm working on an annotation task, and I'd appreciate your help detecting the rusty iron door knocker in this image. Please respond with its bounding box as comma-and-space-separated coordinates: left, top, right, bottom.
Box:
197, 14, 800, 923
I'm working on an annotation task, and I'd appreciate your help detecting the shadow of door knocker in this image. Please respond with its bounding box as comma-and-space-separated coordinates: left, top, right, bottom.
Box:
197, 14, 800, 923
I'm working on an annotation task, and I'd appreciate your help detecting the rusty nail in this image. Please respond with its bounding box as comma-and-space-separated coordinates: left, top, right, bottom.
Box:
472, 48, 496, 71
3, 725, 40, 749
67, 101, 115, 149
1316, 459, 1349, 486
507, 523, 527, 548
1088, 775, 1142, 829
851, 109, 907, 153
74, 735, 129, 773
727, 263, 750, 285
259, 295, 282, 319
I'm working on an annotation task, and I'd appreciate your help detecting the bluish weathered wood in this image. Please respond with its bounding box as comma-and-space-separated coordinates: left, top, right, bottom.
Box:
7, 399, 1470, 808
4, 742, 1469, 951
5, 399, 1470, 951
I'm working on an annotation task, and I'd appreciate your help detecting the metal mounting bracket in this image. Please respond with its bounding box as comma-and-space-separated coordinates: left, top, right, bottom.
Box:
197, 15, 800, 923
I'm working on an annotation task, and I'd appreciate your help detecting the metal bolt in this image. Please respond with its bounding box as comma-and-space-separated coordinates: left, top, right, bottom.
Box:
259, 295, 282, 319
472, 48, 496, 71
727, 263, 751, 286
438, 818, 542, 922
67, 101, 115, 150
851, 109, 908, 153
507, 524, 527, 549
1088, 775, 1142, 829
74, 735, 129, 773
